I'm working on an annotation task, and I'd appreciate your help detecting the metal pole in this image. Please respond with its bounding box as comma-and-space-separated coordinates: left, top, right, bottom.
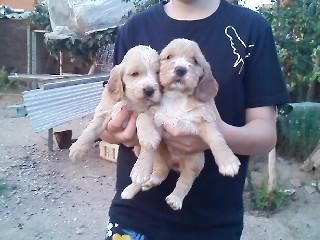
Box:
31, 31, 37, 74
59, 51, 63, 75
48, 128, 54, 151
27, 24, 32, 74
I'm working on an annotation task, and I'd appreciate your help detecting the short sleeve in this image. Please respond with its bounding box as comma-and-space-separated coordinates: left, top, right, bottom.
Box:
244, 24, 289, 108
102, 25, 130, 87
113, 23, 131, 66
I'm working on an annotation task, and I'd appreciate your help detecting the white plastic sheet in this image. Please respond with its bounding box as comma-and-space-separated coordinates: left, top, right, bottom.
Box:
46, 0, 134, 39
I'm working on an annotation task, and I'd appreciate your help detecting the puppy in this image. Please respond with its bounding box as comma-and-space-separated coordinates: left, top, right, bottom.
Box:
69, 45, 161, 177
121, 39, 241, 211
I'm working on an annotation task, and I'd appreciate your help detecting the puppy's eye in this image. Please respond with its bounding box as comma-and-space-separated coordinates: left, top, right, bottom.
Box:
193, 57, 199, 65
166, 54, 172, 60
130, 72, 139, 77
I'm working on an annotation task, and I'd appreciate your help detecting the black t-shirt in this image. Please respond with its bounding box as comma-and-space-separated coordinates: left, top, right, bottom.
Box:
109, 0, 289, 232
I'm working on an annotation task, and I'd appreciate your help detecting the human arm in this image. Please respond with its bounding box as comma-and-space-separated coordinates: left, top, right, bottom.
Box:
216, 106, 277, 155
163, 105, 276, 156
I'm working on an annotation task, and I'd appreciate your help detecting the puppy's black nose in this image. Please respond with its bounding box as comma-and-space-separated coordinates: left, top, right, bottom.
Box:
174, 66, 187, 77
143, 87, 155, 97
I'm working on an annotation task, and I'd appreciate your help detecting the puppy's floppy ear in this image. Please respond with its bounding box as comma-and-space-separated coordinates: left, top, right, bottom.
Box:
194, 60, 219, 102
107, 64, 123, 101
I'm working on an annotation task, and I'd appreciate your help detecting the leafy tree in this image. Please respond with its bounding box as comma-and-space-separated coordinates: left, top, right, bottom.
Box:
29, 1, 51, 31
28, 0, 159, 73
260, 0, 320, 101
29, 1, 120, 73
258, 0, 320, 162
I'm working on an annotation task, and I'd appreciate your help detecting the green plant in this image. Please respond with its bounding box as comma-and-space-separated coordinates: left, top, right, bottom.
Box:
45, 28, 118, 64
260, 0, 320, 101
28, 1, 52, 31
0, 66, 9, 87
254, 182, 288, 212
247, 176, 289, 213
0, 66, 19, 90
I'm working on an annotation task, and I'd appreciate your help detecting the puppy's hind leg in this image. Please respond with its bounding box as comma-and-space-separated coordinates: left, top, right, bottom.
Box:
121, 183, 142, 200
166, 153, 204, 211
122, 143, 170, 199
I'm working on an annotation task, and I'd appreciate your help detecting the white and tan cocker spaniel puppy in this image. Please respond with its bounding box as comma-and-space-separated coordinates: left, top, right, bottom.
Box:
69, 45, 162, 181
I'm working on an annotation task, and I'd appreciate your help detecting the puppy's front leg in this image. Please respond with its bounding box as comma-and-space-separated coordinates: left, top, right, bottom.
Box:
122, 142, 170, 199
166, 152, 205, 211
130, 113, 161, 184
142, 142, 170, 191
69, 111, 110, 161
199, 122, 241, 177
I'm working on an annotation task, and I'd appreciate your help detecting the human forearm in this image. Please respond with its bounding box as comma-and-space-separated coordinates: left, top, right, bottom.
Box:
162, 107, 277, 156
219, 119, 277, 156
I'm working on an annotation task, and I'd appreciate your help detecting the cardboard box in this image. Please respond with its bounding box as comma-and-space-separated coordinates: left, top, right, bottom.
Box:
99, 141, 119, 163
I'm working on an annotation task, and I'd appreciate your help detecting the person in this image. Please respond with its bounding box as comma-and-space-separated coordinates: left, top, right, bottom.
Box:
101, 0, 289, 239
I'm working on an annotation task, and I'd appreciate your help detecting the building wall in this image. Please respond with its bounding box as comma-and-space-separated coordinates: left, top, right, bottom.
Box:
1, 0, 34, 10
0, 19, 30, 73
0, 19, 90, 74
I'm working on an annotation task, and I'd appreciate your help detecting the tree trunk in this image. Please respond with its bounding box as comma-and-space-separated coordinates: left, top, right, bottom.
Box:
268, 148, 277, 192
88, 61, 96, 75
306, 82, 316, 101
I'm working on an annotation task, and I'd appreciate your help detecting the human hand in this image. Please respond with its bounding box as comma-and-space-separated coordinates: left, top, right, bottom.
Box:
100, 107, 138, 148
163, 125, 209, 154
162, 105, 226, 154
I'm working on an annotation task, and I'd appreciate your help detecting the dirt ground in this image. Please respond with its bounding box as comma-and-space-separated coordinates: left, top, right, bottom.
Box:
0, 92, 319, 240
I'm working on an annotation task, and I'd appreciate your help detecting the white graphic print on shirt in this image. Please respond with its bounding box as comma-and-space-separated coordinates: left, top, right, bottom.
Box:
225, 26, 255, 74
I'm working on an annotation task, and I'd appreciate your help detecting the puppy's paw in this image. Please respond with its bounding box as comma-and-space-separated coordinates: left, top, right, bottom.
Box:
130, 169, 150, 185
166, 193, 183, 211
217, 155, 241, 177
142, 174, 166, 191
121, 184, 141, 199
69, 142, 90, 162
130, 159, 152, 184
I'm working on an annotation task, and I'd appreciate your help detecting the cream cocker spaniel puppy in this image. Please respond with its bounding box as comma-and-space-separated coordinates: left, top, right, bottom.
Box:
69, 45, 162, 181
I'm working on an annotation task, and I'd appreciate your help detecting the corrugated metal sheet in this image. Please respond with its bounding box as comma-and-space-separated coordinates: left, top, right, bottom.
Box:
23, 74, 108, 132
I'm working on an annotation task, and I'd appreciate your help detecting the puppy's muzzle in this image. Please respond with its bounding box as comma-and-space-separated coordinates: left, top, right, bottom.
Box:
143, 86, 155, 98
174, 66, 187, 77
